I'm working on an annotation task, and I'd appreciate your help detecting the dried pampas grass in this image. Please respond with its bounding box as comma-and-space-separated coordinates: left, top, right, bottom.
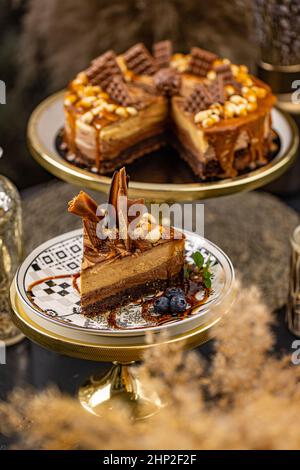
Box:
1, 280, 300, 450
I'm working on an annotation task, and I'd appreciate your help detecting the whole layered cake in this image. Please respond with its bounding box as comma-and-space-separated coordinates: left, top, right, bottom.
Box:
63, 41, 276, 180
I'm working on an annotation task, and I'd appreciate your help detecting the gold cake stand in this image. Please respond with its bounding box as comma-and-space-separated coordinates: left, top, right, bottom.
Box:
27, 91, 299, 202
10, 285, 224, 419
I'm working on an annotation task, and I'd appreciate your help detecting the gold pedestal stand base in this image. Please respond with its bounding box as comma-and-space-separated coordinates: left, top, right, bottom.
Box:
10, 287, 229, 420
79, 362, 163, 420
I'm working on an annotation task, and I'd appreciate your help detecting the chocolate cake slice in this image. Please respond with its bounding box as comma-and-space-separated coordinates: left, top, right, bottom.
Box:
68, 167, 185, 315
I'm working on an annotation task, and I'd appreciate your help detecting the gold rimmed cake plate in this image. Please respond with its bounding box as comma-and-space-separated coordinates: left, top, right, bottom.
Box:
10, 280, 229, 419
14, 229, 235, 340
11, 227, 235, 418
27, 91, 299, 202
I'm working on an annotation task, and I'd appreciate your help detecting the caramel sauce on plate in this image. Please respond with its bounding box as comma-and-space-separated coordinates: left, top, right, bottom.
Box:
26, 273, 211, 330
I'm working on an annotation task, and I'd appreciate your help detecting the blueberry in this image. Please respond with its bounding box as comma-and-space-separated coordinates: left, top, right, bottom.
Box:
153, 296, 170, 314
165, 287, 185, 299
170, 295, 187, 313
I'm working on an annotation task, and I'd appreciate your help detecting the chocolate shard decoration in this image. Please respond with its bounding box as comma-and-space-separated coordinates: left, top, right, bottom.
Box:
118, 168, 130, 250
188, 47, 218, 77
153, 40, 172, 68
68, 192, 102, 248
70, 168, 147, 254
86, 50, 123, 89
208, 75, 225, 104
108, 167, 131, 250
123, 43, 158, 75
68, 191, 99, 222
84, 220, 103, 249
108, 170, 120, 209
154, 67, 181, 96
184, 83, 213, 113
213, 63, 234, 86
106, 76, 132, 106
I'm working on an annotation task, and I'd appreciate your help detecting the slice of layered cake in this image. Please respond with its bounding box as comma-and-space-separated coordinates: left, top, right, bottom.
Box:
64, 49, 168, 174
63, 41, 276, 180
68, 167, 185, 315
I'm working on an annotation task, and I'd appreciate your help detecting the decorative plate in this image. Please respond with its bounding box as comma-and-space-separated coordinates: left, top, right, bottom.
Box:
15, 229, 235, 337
27, 91, 299, 202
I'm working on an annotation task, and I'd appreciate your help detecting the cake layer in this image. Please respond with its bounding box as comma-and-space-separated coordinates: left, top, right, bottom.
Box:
82, 268, 183, 316
174, 135, 273, 179
81, 239, 184, 313
67, 133, 167, 173
64, 88, 168, 169
99, 97, 168, 159
171, 90, 275, 178
81, 238, 184, 295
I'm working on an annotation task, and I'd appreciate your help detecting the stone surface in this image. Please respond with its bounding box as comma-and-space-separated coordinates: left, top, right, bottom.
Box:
22, 181, 300, 310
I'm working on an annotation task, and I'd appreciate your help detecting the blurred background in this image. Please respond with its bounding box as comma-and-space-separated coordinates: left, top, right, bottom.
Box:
0, 0, 299, 194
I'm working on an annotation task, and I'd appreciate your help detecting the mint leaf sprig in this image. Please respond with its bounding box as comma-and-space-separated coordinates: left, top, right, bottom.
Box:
184, 251, 213, 289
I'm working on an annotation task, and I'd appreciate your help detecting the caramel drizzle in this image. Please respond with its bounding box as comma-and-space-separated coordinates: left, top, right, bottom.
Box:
207, 113, 269, 178
209, 129, 239, 178
26, 273, 211, 330
107, 278, 211, 330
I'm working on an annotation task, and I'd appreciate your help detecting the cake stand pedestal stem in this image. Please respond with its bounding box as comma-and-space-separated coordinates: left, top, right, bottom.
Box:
78, 361, 164, 420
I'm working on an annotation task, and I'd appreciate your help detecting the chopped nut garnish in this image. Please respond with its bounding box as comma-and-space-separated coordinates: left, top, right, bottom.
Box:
225, 85, 235, 96
170, 53, 190, 73
207, 70, 216, 80
64, 94, 77, 106
80, 96, 97, 107
103, 103, 115, 112
194, 109, 212, 123
229, 95, 248, 105
80, 111, 94, 124
252, 86, 267, 98
126, 106, 138, 116
115, 107, 128, 118
202, 115, 219, 128
236, 103, 248, 116
224, 101, 236, 118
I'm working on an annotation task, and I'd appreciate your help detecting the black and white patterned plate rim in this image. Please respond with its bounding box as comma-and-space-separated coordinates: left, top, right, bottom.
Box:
15, 229, 235, 335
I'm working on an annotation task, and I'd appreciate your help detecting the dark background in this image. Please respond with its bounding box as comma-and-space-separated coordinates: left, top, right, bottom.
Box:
0, 0, 261, 190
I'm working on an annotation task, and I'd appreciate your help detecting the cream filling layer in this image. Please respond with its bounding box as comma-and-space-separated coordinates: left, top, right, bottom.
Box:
81, 240, 184, 295
66, 98, 168, 162
171, 99, 208, 155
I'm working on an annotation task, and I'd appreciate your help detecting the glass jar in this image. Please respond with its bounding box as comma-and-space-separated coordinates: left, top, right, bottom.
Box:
0, 175, 24, 345
287, 225, 300, 336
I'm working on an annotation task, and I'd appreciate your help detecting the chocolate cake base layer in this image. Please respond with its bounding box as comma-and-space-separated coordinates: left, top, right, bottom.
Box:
60, 128, 277, 180
99, 134, 167, 173
173, 133, 275, 179
81, 270, 183, 317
